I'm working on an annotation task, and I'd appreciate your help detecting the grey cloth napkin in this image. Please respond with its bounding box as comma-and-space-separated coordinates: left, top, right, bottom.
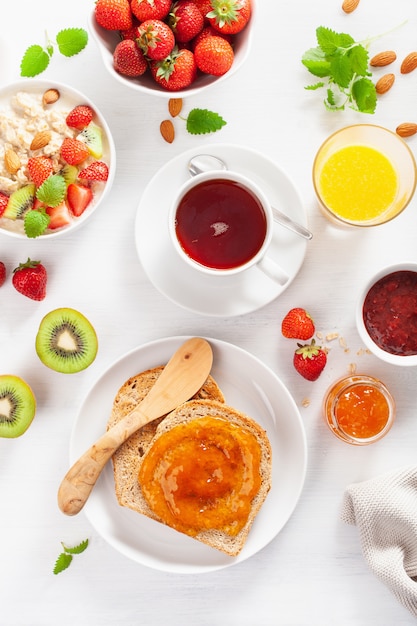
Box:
341, 466, 417, 617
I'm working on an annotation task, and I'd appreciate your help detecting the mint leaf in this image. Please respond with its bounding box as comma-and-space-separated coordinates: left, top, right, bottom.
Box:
352, 77, 377, 114
302, 48, 331, 78
53, 552, 73, 575
56, 28, 88, 57
36, 175, 66, 207
20, 45, 51, 77
24, 208, 50, 238
186, 108, 226, 135
330, 54, 354, 88
62, 539, 89, 555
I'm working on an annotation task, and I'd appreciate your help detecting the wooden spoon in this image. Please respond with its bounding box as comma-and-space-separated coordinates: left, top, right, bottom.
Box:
57, 337, 213, 516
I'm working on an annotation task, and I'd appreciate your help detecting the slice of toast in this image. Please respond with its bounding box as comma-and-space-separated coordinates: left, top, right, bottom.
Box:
107, 367, 225, 504
118, 399, 272, 557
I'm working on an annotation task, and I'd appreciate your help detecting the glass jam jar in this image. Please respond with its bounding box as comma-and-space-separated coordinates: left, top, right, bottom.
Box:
323, 374, 395, 445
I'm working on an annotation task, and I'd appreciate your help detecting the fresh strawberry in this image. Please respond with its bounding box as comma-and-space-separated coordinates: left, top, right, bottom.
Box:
94, 0, 133, 31
0, 261, 6, 287
168, 1, 205, 43
113, 39, 148, 77
194, 35, 234, 75
45, 202, 72, 229
66, 105, 94, 130
12, 258, 47, 301
78, 161, 109, 182
67, 183, 93, 217
0, 192, 9, 217
207, 0, 251, 35
281, 307, 315, 340
150, 47, 197, 90
120, 23, 140, 41
27, 156, 54, 187
193, 0, 214, 19
60, 138, 90, 165
137, 19, 176, 61
191, 24, 232, 49
130, 0, 171, 21
293, 340, 327, 381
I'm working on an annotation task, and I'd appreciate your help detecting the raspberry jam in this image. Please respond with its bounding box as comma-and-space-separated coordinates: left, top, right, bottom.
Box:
363, 270, 417, 356
175, 178, 267, 270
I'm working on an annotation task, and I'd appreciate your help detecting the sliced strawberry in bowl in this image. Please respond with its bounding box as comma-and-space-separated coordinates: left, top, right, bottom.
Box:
67, 183, 93, 217
66, 105, 94, 129
78, 161, 109, 182
45, 202, 72, 230
60, 137, 90, 165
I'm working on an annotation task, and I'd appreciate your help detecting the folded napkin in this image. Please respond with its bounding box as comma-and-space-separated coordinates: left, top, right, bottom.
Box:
341, 466, 417, 617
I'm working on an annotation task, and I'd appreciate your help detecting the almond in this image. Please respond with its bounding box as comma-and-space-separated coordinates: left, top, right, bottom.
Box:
400, 52, 417, 74
342, 0, 360, 13
396, 123, 417, 138
4, 149, 21, 174
375, 73, 395, 94
168, 98, 183, 117
370, 51, 397, 67
42, 88, 60, 105
160, 119, 175, 143
30, 130, 52, 151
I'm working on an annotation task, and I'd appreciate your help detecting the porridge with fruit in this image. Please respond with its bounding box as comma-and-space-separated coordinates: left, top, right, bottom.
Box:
0, 87, 110, 237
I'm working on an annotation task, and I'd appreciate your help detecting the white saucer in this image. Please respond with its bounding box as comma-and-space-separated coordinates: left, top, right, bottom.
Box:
135, 144, 308, 316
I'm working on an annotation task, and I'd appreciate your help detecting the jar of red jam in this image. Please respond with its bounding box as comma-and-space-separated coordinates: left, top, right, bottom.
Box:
323, 374, 395, 445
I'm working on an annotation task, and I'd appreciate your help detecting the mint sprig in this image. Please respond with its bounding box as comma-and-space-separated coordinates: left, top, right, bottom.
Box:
20, 28, 88, 77
185, 108, 227, 135
53, 539, 89, 575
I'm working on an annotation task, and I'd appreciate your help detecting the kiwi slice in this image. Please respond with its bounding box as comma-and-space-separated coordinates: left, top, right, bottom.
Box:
0, 375, 36, 438
79, 122, 102, 159
3, 183, 36, 219
35, 307, 98, 373
59, 164, 78, 186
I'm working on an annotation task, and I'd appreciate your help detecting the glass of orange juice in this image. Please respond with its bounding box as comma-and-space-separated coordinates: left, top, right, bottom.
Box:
323, 374, 395, 445
313, 125, 416, 226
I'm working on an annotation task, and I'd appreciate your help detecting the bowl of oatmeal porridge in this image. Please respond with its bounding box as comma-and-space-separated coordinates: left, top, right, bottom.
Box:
0, 79, 115, 239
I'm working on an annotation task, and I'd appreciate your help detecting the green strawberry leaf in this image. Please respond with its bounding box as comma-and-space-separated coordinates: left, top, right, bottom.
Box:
186, 109, 227, 135
20, 45, 51, 77
56, 28, 88, 57
62, 539, 89, 555
53, 552, 73, 575
24, 208, 50, 238
36, 175, 66, 207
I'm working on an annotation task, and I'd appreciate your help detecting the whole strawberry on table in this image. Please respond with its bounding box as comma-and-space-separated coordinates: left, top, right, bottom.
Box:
95, 0, 252, 90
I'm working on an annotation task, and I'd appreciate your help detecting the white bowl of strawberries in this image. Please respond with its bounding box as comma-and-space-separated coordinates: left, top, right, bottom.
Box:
89, 0, 254, 97
0, 79, 115, 239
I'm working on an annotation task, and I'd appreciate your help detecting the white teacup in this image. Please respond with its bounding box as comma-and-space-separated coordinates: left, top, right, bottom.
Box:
168, 171, 288, 285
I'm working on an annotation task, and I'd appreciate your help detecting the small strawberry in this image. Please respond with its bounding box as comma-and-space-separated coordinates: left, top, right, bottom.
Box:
193, 0, 214, 19
27, 156, 54, 187
78, 161, 109, 182
137, 19, 176, 61
113, 39, 148, 77
60, 138, 90, 165
66, 105, 94, 130
45, 202, 72, 229
0, 192, 9, 217
130, 0, 171, 21
191, 24, 232, 50
207, 0, 251, 35
293, 340, 327, 381
150, 47, 197, 90
281, 307, 315, 340
0, 261, 6, 287
67, 183, 93, 217
194, 35, 234, 75
168, 0, 205, 43
94, 0, 133, 31
12, 258, 47, 301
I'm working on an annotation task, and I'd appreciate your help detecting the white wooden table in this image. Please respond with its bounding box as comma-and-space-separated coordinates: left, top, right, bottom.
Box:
1, 0, 417, 624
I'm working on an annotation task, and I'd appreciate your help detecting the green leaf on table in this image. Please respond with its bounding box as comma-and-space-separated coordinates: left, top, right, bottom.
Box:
352, 77, 377, 114
186, 109, 227, 135
62, 539, 89, 555
53, 552, 73, 575
20, 28, 88, 77
56, 28, 88, 57
20, 45, 51, 77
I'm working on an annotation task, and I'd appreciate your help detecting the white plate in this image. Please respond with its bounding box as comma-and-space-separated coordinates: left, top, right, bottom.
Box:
135, 144, 308, 316
70, 336, 307, 574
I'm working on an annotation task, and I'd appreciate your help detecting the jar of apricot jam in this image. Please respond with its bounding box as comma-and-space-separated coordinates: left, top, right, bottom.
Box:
323, 375, 395, 445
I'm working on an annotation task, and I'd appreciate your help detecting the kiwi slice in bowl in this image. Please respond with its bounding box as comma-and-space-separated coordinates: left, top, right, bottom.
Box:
0, 375, 36, 438
36, 308, 98, 373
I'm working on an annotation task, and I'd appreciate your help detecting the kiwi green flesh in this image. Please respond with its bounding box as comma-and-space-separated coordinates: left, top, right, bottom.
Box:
3, 183, 36, 219
0, 375, 36, 438
79, 123, 102, 159
36, 308, 98, 373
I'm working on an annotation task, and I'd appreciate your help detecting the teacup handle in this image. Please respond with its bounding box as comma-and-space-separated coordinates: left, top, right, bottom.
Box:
256, 255, 289, 285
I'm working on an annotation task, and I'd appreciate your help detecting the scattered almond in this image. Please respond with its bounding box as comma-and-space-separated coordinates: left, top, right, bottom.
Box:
396, 122, 417, 138
168, 98, 183, 117
4, 149, 21, 174
370, 51, 397, 67
301, 398, 311, 408
42, 88, 60, 105
342, 0, 360, 13
375, 73, 395, 94
400, 52, 417, 74
30, 130, 52, 151
160, 119, 175, 143
326, 332, 339, 341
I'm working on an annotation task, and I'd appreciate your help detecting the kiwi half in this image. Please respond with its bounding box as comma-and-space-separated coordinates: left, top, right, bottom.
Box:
0, 375, 36, 438
35, 308, 98, 373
